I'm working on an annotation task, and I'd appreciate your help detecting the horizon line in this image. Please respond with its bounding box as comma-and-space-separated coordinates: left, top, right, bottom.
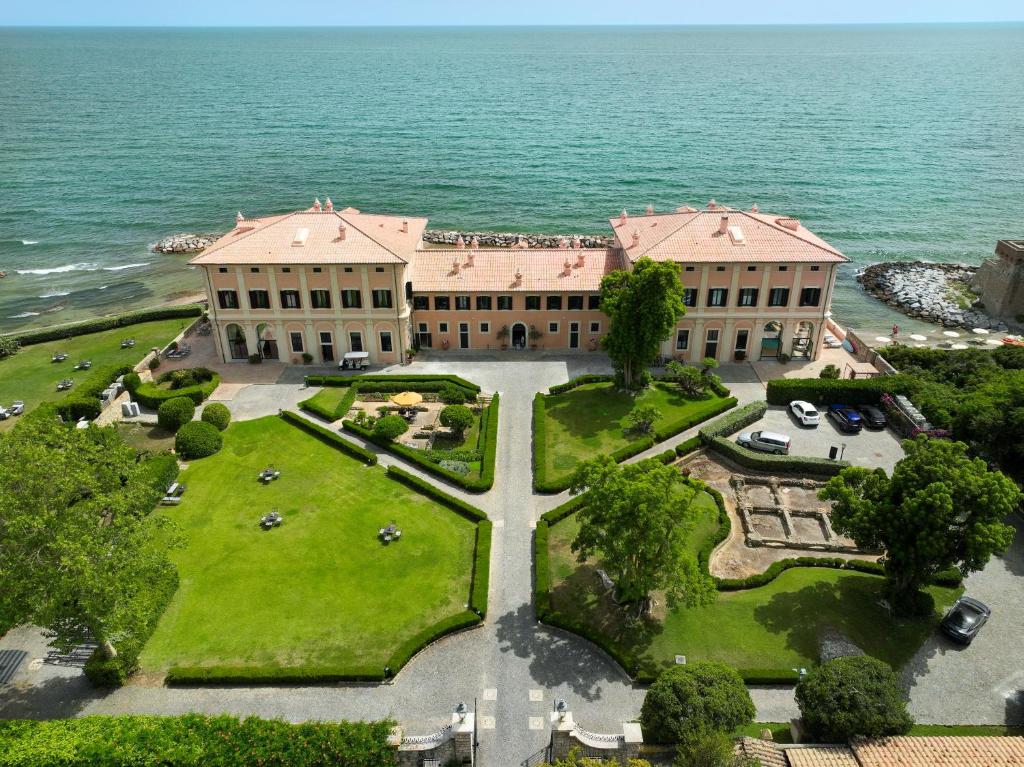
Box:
2, 20, 1023, 29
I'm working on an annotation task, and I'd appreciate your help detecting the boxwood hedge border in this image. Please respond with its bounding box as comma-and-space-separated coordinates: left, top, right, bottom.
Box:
279, 411, 377, 465
765, 375, 916, 406
3, 304, 204, 347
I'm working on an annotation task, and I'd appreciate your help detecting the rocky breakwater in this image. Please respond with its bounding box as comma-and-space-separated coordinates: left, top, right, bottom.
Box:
423, 230, 613, 249
857, 261, 1007, 331
153, 233, 219, 254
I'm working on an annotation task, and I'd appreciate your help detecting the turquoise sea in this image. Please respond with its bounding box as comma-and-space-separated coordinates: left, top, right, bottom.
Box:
1, 24, 1023, 333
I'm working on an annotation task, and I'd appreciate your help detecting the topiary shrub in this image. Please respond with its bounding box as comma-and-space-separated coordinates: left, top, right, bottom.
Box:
373, 414, 409, 441
639, 661, 755, 743
439, 404, 474, 435
438, 383, 467, 405
795, 656, 913, 742
819, 363, 841, 379
157, 397, 196, 433
201, 402, 231, 431
175, 420, 223, 459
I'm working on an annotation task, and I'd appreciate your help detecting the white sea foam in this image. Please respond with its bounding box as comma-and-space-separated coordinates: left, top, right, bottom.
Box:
98, 285, 109, 290
8, 311, 40, 318
21, 240, 39, 245
102, 262, 149, 272
39, 289, 71, 298
15, 262, 97, 276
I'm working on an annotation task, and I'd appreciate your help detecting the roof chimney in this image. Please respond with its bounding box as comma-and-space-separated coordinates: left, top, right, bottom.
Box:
452, 258, 460, 275
646, 204, 654, 216
456, 235, 465, 249
576, 252, 586, 268
517, 236, 528, 249
470, 236, 479, 249
559, 237, 568, 248
631, 230, 641, 249
563, 259, 572, 277
619, 210, 628, 225
324, 198, 334, 212
466, 250, 475, 266
750, 203, 759, 213
718, 215, 729, 235
402, 220, 409, 233
312, 198, 322, 212
338, 223, 347, 241
708, 199, 717, 210
235, 211, 245, 226
572, 236, 582, 249
514, 268, 522, 285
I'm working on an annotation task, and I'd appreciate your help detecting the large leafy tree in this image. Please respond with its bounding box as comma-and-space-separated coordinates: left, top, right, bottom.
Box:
569, 456, 715, 612
0, 409, 178, 659
640, 662, 755, 744
819, 436, 1017, 613
600, 257, 687, 388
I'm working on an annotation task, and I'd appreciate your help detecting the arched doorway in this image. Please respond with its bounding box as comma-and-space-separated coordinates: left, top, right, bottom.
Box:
255, 323, 279, 360
792, 321, 814, 359
225, 323, 248, 360
511, 322, 527, 350
760, 321, 783, 359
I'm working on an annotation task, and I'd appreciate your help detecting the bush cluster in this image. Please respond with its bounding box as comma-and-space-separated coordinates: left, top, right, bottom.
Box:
440, 403, 474, 433
765, 375, 916, 406
640, 662, 755, 744
174, 421, 223, 460
278, 411, 376, 465
157, 397, 195, 433
6, 304, 202, 347
697, 401, 767, 441
373, 414, 409, 441
200, 402, 231, 431
707, 436, 849, 476
126, 368, 220, 408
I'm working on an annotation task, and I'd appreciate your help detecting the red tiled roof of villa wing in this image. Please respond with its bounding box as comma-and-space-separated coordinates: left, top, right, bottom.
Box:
608, 206, 847, 264
851, 736, 1024, 766
189, 208, 427, 265
409, 248, 621, 292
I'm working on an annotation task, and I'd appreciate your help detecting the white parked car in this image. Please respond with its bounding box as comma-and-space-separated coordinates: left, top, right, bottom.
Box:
737, 430, 791, 455
789, 400, 820, 427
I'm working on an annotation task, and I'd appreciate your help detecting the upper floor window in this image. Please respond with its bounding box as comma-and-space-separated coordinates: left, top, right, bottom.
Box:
372, 289, 393, 309
707, 288, 728, 307
311, 267, 321, 273
280, 290, 301, 309
684, 266, 695, 272
810, 265, 820, 272
497, 295, 513, 310
282, 267, 292, 273
738, 288, 759, 307
248, 289, 270, 309
768, 287, 790, 307
455, 295, 471, 311
476, 295, 492, 311
310, 289, 332, 309
250, 267, 260, 273
747, 265, 757, 272
715, 266, 726, 272
778, 265, 788, 272
217, 290, 238, 309
567, 295, 584, 310
435, 296, 451, 311
587, 295, 601, 310
546, 295, 562, 311
342, 289, 362, 309
413, 295, 429, 310
218, 267, 228, 273
525, 295, 541, 310
344, 267, 353, 273
799, 287, 822, 307
682, 288, 698, 307
375, 267, 385, 273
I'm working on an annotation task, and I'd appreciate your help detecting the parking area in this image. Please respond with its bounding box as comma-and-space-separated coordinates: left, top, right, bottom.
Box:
746, 405, 906, 472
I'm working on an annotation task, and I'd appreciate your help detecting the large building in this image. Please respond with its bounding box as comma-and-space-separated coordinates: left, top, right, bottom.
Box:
190, 198, 847, 366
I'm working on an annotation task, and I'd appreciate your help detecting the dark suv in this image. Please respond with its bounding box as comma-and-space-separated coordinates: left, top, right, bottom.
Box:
828, 404, 863, 433
940, 597, 991, 645
858, 404, 887, 429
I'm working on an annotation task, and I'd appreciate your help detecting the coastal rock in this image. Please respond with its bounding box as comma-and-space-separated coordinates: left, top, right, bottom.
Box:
856, 261, 1004, 331
422, 230, 613, 249
153, 233, 218, 254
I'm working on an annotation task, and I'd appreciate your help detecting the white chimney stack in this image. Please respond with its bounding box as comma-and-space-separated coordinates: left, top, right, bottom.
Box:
631, 230, 641, 249
718, 215, 729, 235
467, 251, 475, 266
338, 223, 347, 241
470, 236, 479, 249
619, 210, 628, 225
572, 235, 582, 249
514, 268, 522, 285
559, 237, 568, 248
750, 203, 759, 213
324, 198, 334, 212
313, 198, 322, 212
402, 220, 409, 233
708, 199, 717, 210
646, 204, 654, 216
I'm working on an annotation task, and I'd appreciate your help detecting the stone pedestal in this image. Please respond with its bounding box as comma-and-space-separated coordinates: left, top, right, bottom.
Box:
452, 712, 474, 765
622, 722, 644, 760
550, 711, 575, 760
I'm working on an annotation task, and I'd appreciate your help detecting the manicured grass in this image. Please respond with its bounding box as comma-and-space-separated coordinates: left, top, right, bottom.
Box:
0, 318, 189, 429
547, 514, 961, 677
140, 416, 477, 676
538, 382, 729, 484
303, 387, 353, 421
113, 422, 177, 453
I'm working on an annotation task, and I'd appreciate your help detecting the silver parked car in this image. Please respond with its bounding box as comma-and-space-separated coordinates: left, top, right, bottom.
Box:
736, 430, 791, 455
789, 400, 820, 427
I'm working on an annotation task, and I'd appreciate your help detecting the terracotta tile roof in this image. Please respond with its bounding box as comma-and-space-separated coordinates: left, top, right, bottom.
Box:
190, 208, 427, 266
852, 736, 1024, 766
785, 745, 860, 767
734, 737, 788, 767
409, 248, 622, 293
608, 204, 847, 264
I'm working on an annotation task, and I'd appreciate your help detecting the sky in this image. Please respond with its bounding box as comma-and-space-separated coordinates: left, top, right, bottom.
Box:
2, 0, 1022, 26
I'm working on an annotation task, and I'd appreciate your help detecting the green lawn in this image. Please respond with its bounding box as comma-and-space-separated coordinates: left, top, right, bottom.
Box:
538, 382, 729, 484
547, 511, 960, 677
140, 416, 477, 675
0, 318, 190, 430
303, 387, 353, 421
114, 422, 177, 453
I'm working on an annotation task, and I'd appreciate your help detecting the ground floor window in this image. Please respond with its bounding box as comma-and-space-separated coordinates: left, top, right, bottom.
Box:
289, 331, 304, 353
226, 323, 248, 360
548, 322, 559, 334
439, 322, 449, 333
349, 331, 363, 352
589, 321, 601, 334
379, 331, 393, 353
319, 331, 334, 362
676, 329, 690, 351
479, 322, 490, 334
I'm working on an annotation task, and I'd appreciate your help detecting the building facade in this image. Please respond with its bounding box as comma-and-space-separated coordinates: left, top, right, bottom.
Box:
190, 199, 847, 365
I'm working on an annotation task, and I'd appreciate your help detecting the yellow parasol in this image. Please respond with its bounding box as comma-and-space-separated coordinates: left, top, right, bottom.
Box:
390, 391, 423, 408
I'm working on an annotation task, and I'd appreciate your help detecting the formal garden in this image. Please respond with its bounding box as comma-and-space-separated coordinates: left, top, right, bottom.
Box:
139, 414, 490, 683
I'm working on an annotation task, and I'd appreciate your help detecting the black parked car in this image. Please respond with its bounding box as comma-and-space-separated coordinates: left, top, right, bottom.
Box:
858, 404, 887, 430
940, 596, 991, 645
827, 404, 863, 433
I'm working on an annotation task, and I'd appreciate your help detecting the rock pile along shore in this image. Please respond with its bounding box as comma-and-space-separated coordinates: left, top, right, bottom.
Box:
857, 261, 1007, 331
422, 230, 612, 249
153, 234, 218, 254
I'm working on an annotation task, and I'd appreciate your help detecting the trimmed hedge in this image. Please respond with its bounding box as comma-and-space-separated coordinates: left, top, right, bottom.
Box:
471, 521, 492, 617
653, 396, 737, 441
4, 304, 202, 347
136, 451, 180, 495
384, 465, 488, 522
698, 401, 768, 442
279, 411, 376, 466
534, 520, 552, 619
157, 397, 195, 433
55, 364, 133, 422
477, 392, 500, 490
299, 385, 358, 421
305, 373, 479, 394
127, 370, 220, 408
765, 375, 916, 406
200, 402, 231, 431
675, 435, 702, 457
708, 436, 849, 476
548, 374, 615, 395
174, 421, 222, 460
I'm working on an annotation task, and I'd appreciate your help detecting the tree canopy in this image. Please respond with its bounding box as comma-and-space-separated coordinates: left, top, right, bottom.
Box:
0, 408, 179, 658
640, 662, 755, 744
569, 456, 715, 610
819, 436, 1017, 613
373, 414, 409, 441
600, 257, 687, 388
439, 404, 474, 435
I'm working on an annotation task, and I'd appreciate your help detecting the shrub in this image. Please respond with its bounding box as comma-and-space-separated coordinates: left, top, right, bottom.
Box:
708, 437, 849, 476
279, 411, 376, 466
440, 404, 474, 434
148, 356, 160, 371
136, 452, 179, 495
778, 352, 791, 364
157, 397, 196, 433
438, 383, 467, 404
438, 459, 470, 475
201, 402, 231, 431
765, 376, 916, 406
373, 414, 408, 441
175, 421, 223, 459
248, 353, 262, 364
819, 363, 841, 379
301, 351, 313, 363
54, 364, 133, 423
0, 336, 18, 359
626, 404, 661, 435
795, 656, 913, 741
640, 662, 755, 743
675, 436, 701, 457
128, 369, 220, 408
698, 401, 767, 442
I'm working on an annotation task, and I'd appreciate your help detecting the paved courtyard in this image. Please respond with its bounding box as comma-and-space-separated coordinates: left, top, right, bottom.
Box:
2, 352, 1022, 763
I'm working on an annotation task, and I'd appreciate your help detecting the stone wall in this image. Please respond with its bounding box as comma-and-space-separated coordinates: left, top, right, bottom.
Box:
423, 230, 613, 249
